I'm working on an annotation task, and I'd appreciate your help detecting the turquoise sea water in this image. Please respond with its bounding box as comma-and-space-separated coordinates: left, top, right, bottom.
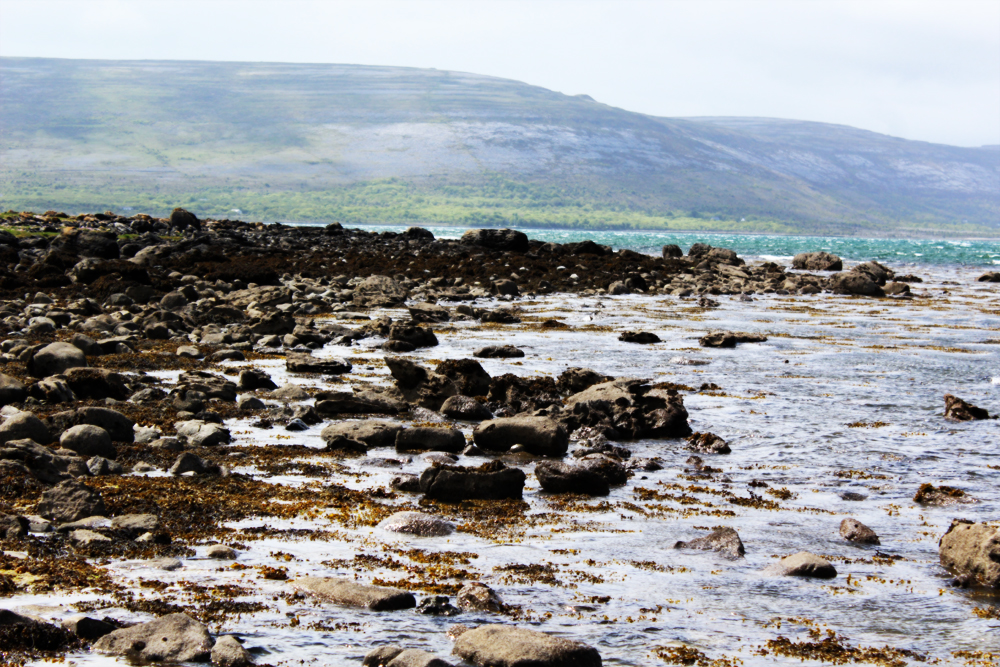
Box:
301, 223, 1000, 267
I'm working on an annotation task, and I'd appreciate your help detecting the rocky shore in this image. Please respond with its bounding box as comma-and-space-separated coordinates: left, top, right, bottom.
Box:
0, 209, 996, 666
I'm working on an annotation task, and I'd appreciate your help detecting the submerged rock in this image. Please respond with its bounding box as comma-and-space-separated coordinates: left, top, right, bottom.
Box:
379, 511, 455, 537
396, 427, 466, 453
913, 483, 975, 506
321, 420, 403, 449
764, 552, 837, 579
840, 518, 880, 544
618, 331, 660, 344
211, 635, 254, 667
686, 432, 731, 454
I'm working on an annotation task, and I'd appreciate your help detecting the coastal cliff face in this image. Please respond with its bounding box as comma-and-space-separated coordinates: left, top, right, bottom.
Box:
1, 58, 997, 233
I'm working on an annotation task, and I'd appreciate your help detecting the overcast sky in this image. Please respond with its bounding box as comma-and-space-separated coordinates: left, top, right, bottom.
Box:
1, 0, 998, 147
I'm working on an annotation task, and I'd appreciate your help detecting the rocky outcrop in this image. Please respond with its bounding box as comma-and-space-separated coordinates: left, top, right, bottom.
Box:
456, 582, 504, 613
435, 359, 492, 396
686, 432, 731, 454
840, 518, 880, 544
35, 479, 106, 523
939, 520, 1000, 588
473, 417, 569, 456
792, 251, 842, 271
452, 625, 602, 667
27, 341, 87, 377
562, 379, 691, 440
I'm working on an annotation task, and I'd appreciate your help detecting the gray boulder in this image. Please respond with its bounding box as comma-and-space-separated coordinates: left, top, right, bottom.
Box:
840, 518, 880, 545
452, 625, 602, 667
60, 424, 116, 460
535, 461, 609, 496
379, 511, 455, 537
169, 452, 222, 476
764, 551, 837, 579
939, 519, 1000, 588
472, 417, 569, 457
71, 407, 136, 442
36, 479, 107, 523
564, 379, 691, 440
441, 395, 493, 421
28, 342, 87, 378
211, 635, 253, 667
792, 251, 843, 271
396, 427, 465, 453
292, 576, 416, 610
175, 420, 231, 447
62, 615, 117, 641
314, 390, 404, 415
93, 613, 213, 663
365, 646, 404, 666
321, 420, 403, 449
0, 513, 29, 539
238, 368, 278, 391
87, 456, 124, 476
829, 271, 885, 297
674, 527, 745, 559
0, 373, 26, 406
0, 411, 52, 445
388, 650, 455, 667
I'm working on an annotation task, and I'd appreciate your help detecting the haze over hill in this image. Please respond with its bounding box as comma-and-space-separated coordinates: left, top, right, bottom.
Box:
1, 57, 997, 236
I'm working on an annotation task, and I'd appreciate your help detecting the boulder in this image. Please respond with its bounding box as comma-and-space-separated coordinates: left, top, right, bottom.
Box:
0, 373, 27, 406
698, 331, 768, 348
408, 302, 451, 323
28, 376, 77, 403
563, 380, 691, 440
354, 275, 410, 308
389, 324, 439, 348
765, 552, 837, 579
238, 368, 278, 391
674, 527, 745, 559
977, 271, 1000, 283
270, 383, 310, 401
0, 513, 29, 539
175, 420, 231, 447
321, 421, 403, 449
169, 452, 222, 476
64, 367, 130, 401
60, 424, 116, 459
395, 427, 465, 454
292, 577, 416, 610
441, 395, 493, 421
535, 461, 609, 496
576, 454, 628, 485
72, 406, 136, 442
365, 646, 404, 667
840, 518, 880, 545
452, 625, 602, 667
379, 511, 455, 537
456, 582, 504, 613
435, 359, 492, 397
913, 483, 975, 506
36, 479, 106, 523
944, 394, 992, 421
618, 331, 660, 344
474, 345, 525, 359
420, 461, 526, 501
939, 519, 1000, 588
0, 609, 76, 652
211, 635, 253, 667
829, 271, 884, 297
62, 615, 117, 641
460, 228, 530, 252
169, 207, 201, 230
93, 613, 212, 663
87, 456, 124, 476
388, 649, 455, 667
314, 390, 404, 415
286, 352, 353, 375
27, 342, 87, 377
0, 438, 86, 484
491, 279, 520, 297
473, 416, 568, 456
686, 432, 731, 454
556, 368, 612, 394
662, 244, 683, 259
249, 311, 295, 335
0, 411, 53, 445
792, 251, 843, 271
385, 357, 459, 410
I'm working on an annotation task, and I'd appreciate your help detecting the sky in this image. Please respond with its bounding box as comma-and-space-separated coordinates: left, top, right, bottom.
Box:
1, 0, 998, 147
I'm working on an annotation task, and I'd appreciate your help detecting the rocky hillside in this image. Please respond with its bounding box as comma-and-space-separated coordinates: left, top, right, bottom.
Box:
1, 57, 997, 235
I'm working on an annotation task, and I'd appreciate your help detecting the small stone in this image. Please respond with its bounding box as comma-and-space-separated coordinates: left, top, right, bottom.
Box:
380, 511, 454, 537
207, 544, 238, 559
416, 596, 461, 616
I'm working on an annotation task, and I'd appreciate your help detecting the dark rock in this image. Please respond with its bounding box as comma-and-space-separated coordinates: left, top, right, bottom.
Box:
535, 461, 609, 496
699, 331, 768, 348
829, 271, 885, 297
435, 359, 492, 396
687, 432, 731, 454
452, 624, 602, 667
386, 357, 459, 410
474, 345, 525, 358
473, 417, 569, 456
840, 518, 880, 544
286, 353, 352, 375
238, 368, 278, 391
0, 373, 27, 407
61, 615, 117, 641
416, 596, 461, 616
64, 367, 130, 400
27, 341, 87, 377
68, 407, 136, 442
60, 424, 116, 460
939, 519, 1000, 588
944, 394, 992, 421
389, 324, 438, 349
292, 576, 416, 610
170, 208, 201, 230
321, 421, 402, 449
563, 379, 691, 440
396, 427, 466, 453
36, 479, 106, 522
792, 251, 843, 271
365, 646, 405, 667
576, 454, 628, 485
420, 461, 526, 501
618, 331, 660, 344
408, 302, 451, 323
455, 582, 504, 613
0, 609, 77, 652
556, 367, 612, 394
913, 483, 975, 506
479, 307, 521, 324
86, 456, 124, 476
460, 228, 529, 252
0, 412, 53, 445
93, 613, 212, 663
491, 279, 520, 297
354, 275, 410, 308
674, 527, 745, 559
0, 513, 29, 539
977, 271, 1000, 283
0, 438, 85, 484
440, 395, 493, 421
662, 244, 683, 259
169, 452, 221, 476
314, 390, 404, 415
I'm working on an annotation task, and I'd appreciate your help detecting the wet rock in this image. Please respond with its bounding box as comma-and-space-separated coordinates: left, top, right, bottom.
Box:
627, 457, 663, 471
365, 646, 404, 667
456, 582, 504, 613
354, 275, 410, 308
913, 483, 975, 506
792, 251, 843, 271
62, 615, 117, 641
452, 624, 602, 667
618, 331, 660, 344
977, 271, 1000, 282
177, 345, 202, 359
0, 438, 86, 483
674, 527, 745, 559
292, 576, 416, 610
389, 323, 439, 349
556, 367, 612, 394
420, 461, 526, 501
699, 331, 768, 348
474, 345, 525, 358
840, 518, 880, 545
64, 367, 130, 401
480, 307, 521, 324
563, 379, 691, 440
0, 373, 27, 406
207, 544, 238, 559
0, 513, 29, 539
765, 552, 837, 579
939, 519, 1000, 588
388, 649, 455, 667
169, 452, 222, 476
87, 456, 124, 476
60, 424, 116, 459
28, 376, 77, 403
321, 420, 403, 449
829, 270, 884, 297
93, 613, 213, 663
576, 453, 628, 485
176, 420, 232, 447
408, 302, 451, 323
686, 432, 731, 454
26, 341, 88, 378
286, 352, 352, 375
270, 383, 310, 401
435, 359, 492, 397
883, 282, 911, 295
535, 461, 609, 496
416, 596, 461, 616
238, 368, 278, 391
0, 411, 53, 445
212, 635, 253, 667
460, 228, 529, 252
943, 394, 992, 421
111, 513, 159, 537
0, 609, 77, 652
36, 479, 107, 523
70, 528, 111, 545
473, 416, 569, 456
70, 406, 136, 442
441, 395, 493, 421
170, 207, 201, 230
380, 511, 455, 537
315, 390, 404, 415
662, 244, 683, 258
385, 357, 459, 410
396, 427, 466, 453
238, 396, 266, 410
391, 474, 421, 493
840, 491, 867, 501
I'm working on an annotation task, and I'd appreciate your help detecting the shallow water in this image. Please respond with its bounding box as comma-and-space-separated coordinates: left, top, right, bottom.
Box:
12, 262, 1000, 666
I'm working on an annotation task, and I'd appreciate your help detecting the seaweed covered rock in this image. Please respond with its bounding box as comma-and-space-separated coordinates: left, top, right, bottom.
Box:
944, 394, 992, 421
535, 461, 609, 496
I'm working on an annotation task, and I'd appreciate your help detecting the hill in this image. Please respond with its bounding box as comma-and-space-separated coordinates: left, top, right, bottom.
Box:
1, 57, 997, 236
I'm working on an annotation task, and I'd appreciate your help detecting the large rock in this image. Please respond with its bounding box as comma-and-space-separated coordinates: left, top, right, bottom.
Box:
452, 625, 602, 667
474, 345, 525, 359
169, 452, 222, 476
765, 552, 837, 579
0, 373, 27, 407
315, 390, 404, 416
420, 461, 526, 501
0, 609, 76, 652
71, 406, 136, 442
829, 271, 885, 297
385, 357, 458, 410
674, 527, 745, 559
379, 511, 455, 537
840, 518, 880, 545
792, 251, 843, 271
238, 368, 278, 391
0, 411, 53, 445
435, 359, 492, 397
0, 438, 86, 483
441, 395, 493, 421
27, 342, 87, 377
93, 613, 212, 663
354, 275, 410, 308
698, 331, 768, 348
321, 420, 403, 449
396, 427, 465, 453
36, 479, 106, 523
286, 352, 353, 375
944, 394, 992, 421
939, 519, 1000, 588
456, 582, 504, 613
175, 420, 232, 447
460, 228, 530, 253
473, 417, 569, 457
563, 380, 691, 440
389, 324, 438, 349
618, 331, 660, 344
292, 576, 416, 610
556, 368, 612, 394
535, 461, 609, 496
59, 424, 116, 460
63, 367, 130, 401
169, 207, 201, 230
212, 635, 253, 667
